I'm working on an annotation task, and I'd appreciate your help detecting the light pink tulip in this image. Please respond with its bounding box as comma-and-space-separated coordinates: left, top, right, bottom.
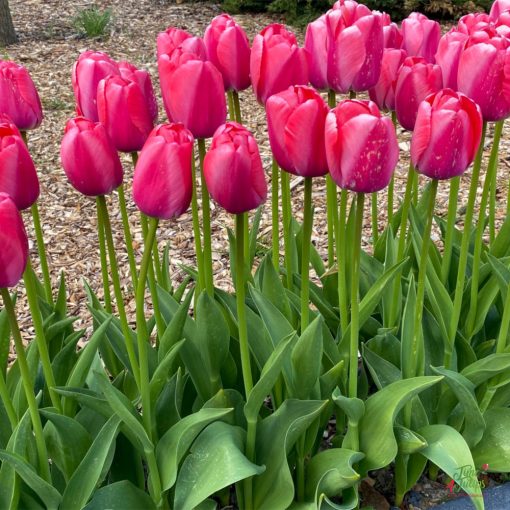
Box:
490, 0, 510, 21
401, 12, 440, 63
435, 30, 468, 90
156, 27, 206, 59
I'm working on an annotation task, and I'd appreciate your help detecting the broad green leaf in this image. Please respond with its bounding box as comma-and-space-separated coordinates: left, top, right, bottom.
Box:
490, 214, 510, 258
83, 480, 156, 510
320, 361, 345, 400
156, 407, 233, 491
394, 426, 427, 455
150, 339, 185, 404
487, 254, 510, 302
174, 422, 264, 509
260, 254, 292, 321
359, 376, 443, 473
461, 353, 510, 387
362, 343, 401, 389
0, 450, 61, 510
60, 415, 121, 509
401, 274, 417, 379
332, 390, 365, 450
418, 424, 483, 510
249, 206, 263, 269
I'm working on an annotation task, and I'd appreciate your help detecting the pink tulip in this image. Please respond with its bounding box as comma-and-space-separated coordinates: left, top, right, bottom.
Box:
60, 117, 123, 196
458, 35, 510, 121
118, 61, 158, 122
490, 0, 510, 21
411, 89, 483, 180
496, 11, 510, 37
133, 123, 193, 219
0, 117, 39, 210
156, 27, 206, 59
368, 48, 407, 112
457, 13, 493, 35
72, 51, 119, 122
204, 14, 251, 92
158, 50, 226, 139
401, 12, 440, 63
0, 61, 43, 130
266, 85, 329, 177
325, 99, 399, 193
0, 193, 28, 288
435, 30, 469, 90
395, 56, 443, 131
305, 5, 383, 93
204, 122, 267, 214
251, 24, 308, 104
383, 21, 403, 49
97, 75, 154, 153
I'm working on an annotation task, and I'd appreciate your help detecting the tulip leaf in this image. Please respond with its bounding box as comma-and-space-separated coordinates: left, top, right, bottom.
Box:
359, 376, 443, 473
0, 303, 11, 375
249, 206, 263, 269
490, 214, 510, 258
156, 407, 233, 491
174, 422, 265, 510
487, 253, 510, 302
395, 426, 427, 455
418, 424, 483, 510
362, 343, 401, 390
150, 339, 185, 405
83, 480, 156, 510
259, 253, 292, 321
461, 353, 510, 387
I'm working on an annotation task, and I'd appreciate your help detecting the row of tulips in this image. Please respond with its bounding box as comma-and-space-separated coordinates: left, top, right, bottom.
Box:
1, 0, 510, 508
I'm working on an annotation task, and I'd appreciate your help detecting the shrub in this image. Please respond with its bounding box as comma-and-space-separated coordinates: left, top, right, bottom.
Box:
73, 6, 112, 38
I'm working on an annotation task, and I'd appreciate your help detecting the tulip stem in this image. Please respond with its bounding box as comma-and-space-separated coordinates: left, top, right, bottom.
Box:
413, 174, 419, 205
0, 367, 16, 430
496, 258, 510, 353
490, 156, 497, 244
191, 144, 205, 293
446, 122, 487, 368
30, 203, 53, 304
371, 193, 379, 244
441, 176, 460, 286
327, 90, 338, 269
23, 259, 61, 412
244, 212, 250, 272
281, 170, 293, 289
387, 111, 397, 224
271, 158, 280, 270
97, 206, 112, 313
227, 91, 235, 122
0, 287, 51, 482
337, 189, 349, 334
198, 138, 214, 296
466, 120, 503, 339
301, 178, 313, 331
117, 183, 138, 291
233, 91, 242, 123
413, 179, 438, 377
96, 196, 140, 388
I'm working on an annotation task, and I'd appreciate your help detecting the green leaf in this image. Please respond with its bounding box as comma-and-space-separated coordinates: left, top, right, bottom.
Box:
418, 424, 483, 510
362, 343, 401, 389
150, 339, 185, 405
0, 450, 61, 510
60, 415, 121, 509
83, 480, 156, 510
0, 303, 11, 375
174, 422, 264, 509
259, 253, 292, 321
358, 376, 443, 473
401, 274, 418, 378
394, 426, 427, 455
461, 353, 510, 387
249, 206, 263, 269
156, 407, 233, 491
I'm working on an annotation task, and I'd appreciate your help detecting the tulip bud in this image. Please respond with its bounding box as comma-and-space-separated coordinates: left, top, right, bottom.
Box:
72, 51, 120, 122
266, 85, 329, 177
97, 75, 154, 153
457, 13, 493, 36
0, 61, 43, 130
411, 89, 483, 180
458, 36, 510, 121
0, 116, 40, 210
383, 21, 403, 49
204, 14, 251, 92
251, 24, 308, 104
435, 30, 468, 90
368, 48, 407, 112
133, 123, 193, 219
401, 12, 441, 63
490, 0, 510, 21
395, 56, 443, 131
325, 99, 399, 193
156, 27, 206, 59
0, 193, 29, 288
60, 117, 123, 196
204, 122, 267, 214
118, 61, 158, 122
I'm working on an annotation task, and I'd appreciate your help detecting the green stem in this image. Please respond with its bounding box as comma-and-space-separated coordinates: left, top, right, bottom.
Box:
233, 90, 242, 123
466, 121, 503, 339
440, 176, 460, 286
0, 288, 50, 481
191, 144, 205, 292
413, 173, 419, 205
412, 179, 438, 377
371, 193, 378, 244
30, 203, 53, 304
198, 138, 214, 296
227, 91, 235, 121
97, 207, 112, 313
497, 269, 510, 353
271, 158, 280, 270
23, 260, 61, 412
146, 448, 166, 509
301, 178, 313, 331
337, 189, 349, 334
0, 367, 17, 430
388, 112, 397, 224
244, 212, 250, 271
96, 196, 141, 388
349, 90, 356, 100
490, 156, 497, 244
446, 122, 487, 369
327, 90, 338, 269
281, 170, 293, 289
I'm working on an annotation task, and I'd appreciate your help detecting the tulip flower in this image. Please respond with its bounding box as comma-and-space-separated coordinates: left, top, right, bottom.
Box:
0, 117, 40, 210
0, 61, 43, 131
457, 12, 493, 35
395, 56, 443, 131
204, 14, 251, 92
251, 24, 308, 104
60, 117, 123, 196
0, 192, 28, 288
156, 26, 206, 59
118, 61, 158, 122
458, 35, 510, 122
368, 48, 407, 112
97, 75, 154, 153
133, 123, 193, 219
72, 51, 120, 122
325, 99, 399, 193
381, 13, 402, 49
411, 89, 483, 180
401, 12, 440, 63
490, 0, 510, 21
435, 30, 468, 90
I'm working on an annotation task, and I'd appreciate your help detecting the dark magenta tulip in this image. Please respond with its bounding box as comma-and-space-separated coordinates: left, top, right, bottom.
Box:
401, 12, 440, 63
382, 13, 403, 49
133, 123, 193, 219
60, 117, 123, 196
